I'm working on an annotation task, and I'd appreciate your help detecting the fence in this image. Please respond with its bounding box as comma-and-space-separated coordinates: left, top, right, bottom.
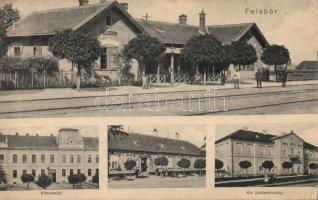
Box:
287, 70, 318, 81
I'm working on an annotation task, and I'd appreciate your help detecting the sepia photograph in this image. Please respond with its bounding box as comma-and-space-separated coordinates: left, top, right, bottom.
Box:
0, 125, 99, 191
0, 0, 317, 117
107, 124, 206, 189
215, 122, 318, 187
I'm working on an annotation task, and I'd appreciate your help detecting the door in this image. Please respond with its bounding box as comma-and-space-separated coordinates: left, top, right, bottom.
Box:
141, 158, 148, 172
52, 172, 56, 183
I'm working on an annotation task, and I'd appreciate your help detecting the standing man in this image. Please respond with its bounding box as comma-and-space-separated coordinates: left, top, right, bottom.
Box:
255, 68, 262, 88
282, 69, 288, 87
233, 68, 240, 89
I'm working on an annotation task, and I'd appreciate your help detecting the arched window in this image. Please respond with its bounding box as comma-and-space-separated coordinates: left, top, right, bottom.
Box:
70, 155, 74, 163
77, 155, 81, 163
88, 155, 92, 163
22, 154, 27, 163
96, 155, 99, 163
0, 154, 4, 163
32, 154, 36, 163
62, 155, 66, 163
13, 154, 17, 163
50, 155, 54, 163
41, 155, 45, 163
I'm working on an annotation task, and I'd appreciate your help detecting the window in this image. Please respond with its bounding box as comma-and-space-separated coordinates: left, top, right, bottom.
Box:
22, 170, 27, 175
33, 46, 42, 57
32, 154, 36, 163
62, 169, 66, 177
32, 169, 36, 177
96, 169, 99, 174
283, 144, 288, 156
77, 155, 81, 163
22, 154, 27, 163
70, 169, 73, 175
259, 145, 265, 155
247, 145, 253, 155
70, 155, 74, 163
62, 155, 66, 163
77, 169, 81, 174
291, 145, 295, 156
88, 155, 92, 163
41, 169, 45, 175
41, 155, 45, 163
96, 155, 99, 163
14, 47, 21, 57
0, 154, 4, 162
13, 170, 17, 178
50, 155, 54, 163
106, 15, 112, 26
100, 48, 107, 69
88, 169, 91, 176
237, 143, 243, 154
13, 154, 17, 163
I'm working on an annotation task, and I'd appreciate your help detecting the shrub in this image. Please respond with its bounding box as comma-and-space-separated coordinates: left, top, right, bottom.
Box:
124, 159, 137, 180
35, 174, 52, 189
239, 160, 252, 178
21, 174, 35, 188
0, 164, 7, 184
68, 173, 87, 189
92, 172, 99, 184
262, 160, 274, 173
177, 158, 191, 175
194, 159, 206, 176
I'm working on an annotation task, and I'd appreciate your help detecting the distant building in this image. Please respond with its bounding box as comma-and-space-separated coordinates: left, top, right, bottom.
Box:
7, 0, 269, 82
108, 131, 203, 175
0, 128, 99, 184
215, 129, 318, 176
295, 61, 318, 70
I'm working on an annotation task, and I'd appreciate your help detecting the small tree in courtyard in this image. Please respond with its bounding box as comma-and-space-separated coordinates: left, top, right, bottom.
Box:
230, 41, 257, 70
154, 156, 169, 176
177, 158, 191, 176
215, 159, 224, 177
309, 163, 318, 175
35, 174, 52, 189
0, 164, 7, 184
124, 159, 137, 180
92, 171, 99, 185
48, 29, 101, 91
123, 34, 165, 88
194, 159, 206, 176
68, 173, 87, 188
262, 160, 274, 173
21, 174, 35, 188
282, 161, 293, 174
239, 160, 252, 178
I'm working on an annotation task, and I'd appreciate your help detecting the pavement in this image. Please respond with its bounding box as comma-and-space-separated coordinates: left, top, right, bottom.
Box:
108, 174, 206, 189
1, 79, 318, 102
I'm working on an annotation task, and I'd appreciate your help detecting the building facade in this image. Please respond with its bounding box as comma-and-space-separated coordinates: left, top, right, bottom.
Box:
6, 0, 269, 83
108, 131, 204, 175
0, 128, 99, 184
215, 129, 318, 176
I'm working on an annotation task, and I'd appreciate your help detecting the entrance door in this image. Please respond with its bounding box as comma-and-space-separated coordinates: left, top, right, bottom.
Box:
141, 158, 148, 172
52, 172, 56, 183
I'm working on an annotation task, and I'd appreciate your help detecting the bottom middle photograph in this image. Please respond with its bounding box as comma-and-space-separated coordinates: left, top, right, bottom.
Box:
107, 124, 207, 189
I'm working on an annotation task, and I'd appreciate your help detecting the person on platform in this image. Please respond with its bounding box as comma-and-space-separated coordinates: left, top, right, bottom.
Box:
255, 68, 262, 88
282, 69, 288, 87
233, 69, 240, 89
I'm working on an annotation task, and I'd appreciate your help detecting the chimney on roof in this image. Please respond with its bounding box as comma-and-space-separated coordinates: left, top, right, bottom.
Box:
26, 133, 29, 136
15, 132, 19, 136
291, 130, 294, 134
153, 129, 158, 137
36, 133, 38, 136
120, 3, 128, 12
50, 134, 53, 137
79, 0, 89, 6
179, 14, 187, 25
198, 10, 206, 34
175, 132, 180, 140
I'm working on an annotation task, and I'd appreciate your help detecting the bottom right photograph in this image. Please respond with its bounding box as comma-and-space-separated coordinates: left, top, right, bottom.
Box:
214, 122, 318, 187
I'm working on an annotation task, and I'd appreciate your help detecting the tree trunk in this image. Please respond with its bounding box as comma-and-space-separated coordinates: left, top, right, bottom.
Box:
246, 169, 248, 179
141, 63, 146, 88
27, 182, 29, 188
76, 66, 81, 91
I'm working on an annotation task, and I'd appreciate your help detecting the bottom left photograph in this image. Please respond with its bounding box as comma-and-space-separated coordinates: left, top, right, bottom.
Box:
0, 126, 99, 191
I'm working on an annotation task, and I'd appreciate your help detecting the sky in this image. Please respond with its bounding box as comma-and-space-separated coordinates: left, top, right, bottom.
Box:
122, 124, 206, 147
0, 126, 98, 137
2, 0, 318, 65
215, 122, 318, 146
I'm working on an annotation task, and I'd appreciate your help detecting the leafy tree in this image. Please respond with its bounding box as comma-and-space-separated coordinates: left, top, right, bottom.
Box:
21, 174, 35, 188
92, 171, 99, 185
123, 34, 165, 88
261, 44, 290, 79
35, 174, 52, 189
262, 160, 274, 173
177, 158, 191, 176
230, 41, 257, 70
0, 164, 7, 184
154, 156, 169, 169
215, 159, 224, 177
48, 29, 101, 90
282, 161, 293, 174
194, 159, 206, 176
290, 156, 301, 174
124, 159, 137, 180
182, 34, 224, 84
0, 4, 20, 60
309, 163, 317, 174
68, 173, 87, 188
239, 160, 252, 178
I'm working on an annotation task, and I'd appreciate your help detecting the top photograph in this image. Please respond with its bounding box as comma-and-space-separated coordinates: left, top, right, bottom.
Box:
0, 0, 317, 117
